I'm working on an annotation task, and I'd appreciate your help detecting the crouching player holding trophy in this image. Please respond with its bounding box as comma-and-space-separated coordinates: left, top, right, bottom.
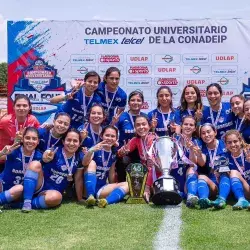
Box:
118, 114, 182, 204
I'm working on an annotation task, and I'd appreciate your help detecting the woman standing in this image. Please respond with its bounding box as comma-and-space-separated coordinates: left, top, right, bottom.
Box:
202, 83, 234, 139
50, 71, 101, 128
97, 67, 127, 125
148, 86, 176, 137
0, 95, 40, 171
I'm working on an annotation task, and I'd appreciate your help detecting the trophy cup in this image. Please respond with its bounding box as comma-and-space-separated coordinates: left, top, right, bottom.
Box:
152, 136, 182, 205
126, 163, 148, 204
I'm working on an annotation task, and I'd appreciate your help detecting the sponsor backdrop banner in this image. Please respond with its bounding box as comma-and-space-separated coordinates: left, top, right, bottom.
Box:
7, 20, 250, 122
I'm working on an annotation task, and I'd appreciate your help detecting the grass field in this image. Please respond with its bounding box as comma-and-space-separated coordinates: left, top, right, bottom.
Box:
181, 204, 250, 250
0, 202, 164, 250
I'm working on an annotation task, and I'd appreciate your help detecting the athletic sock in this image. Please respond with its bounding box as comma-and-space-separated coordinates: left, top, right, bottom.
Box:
106, 187, 126, 205
23, 170, 39, 203
219, 174, 230, 200
197, 179, 209, 199
231, 177, 245, 200
186, 174, 198, 196
84, 171, 97, 197
31, 196, 48, 209
0, 190, 13, 205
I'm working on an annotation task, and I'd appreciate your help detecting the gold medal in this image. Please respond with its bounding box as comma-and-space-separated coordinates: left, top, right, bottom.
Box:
67, 174, 73, 182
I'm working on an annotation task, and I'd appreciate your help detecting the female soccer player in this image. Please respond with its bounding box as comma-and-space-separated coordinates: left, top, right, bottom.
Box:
78, 104, 106, 149
224, 130, 250, 210
194, 123, 228, 209
118, 115, 160, 202
83, 126, 128, 208
170, 116, 201, 207
0, 127, 42, 207
38, 112, 71, 152
50, 71, 101, 128
0, 95, 40, 171
96, 67, 127, 124
175, 84, 203, 126
21, 128, 84, 212
115, 90, 145, 182
201, 83, 234, 139
230, 95, 245, 131
148, 86, 177, 137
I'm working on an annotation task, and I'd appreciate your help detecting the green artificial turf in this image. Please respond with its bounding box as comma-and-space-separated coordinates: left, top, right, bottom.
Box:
0, 202, 164, 250
181, 204, 250, 250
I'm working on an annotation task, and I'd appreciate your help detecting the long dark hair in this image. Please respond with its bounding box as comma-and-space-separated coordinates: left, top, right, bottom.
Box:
180, 84, 203, 112
14, 94, 32, 115
156, 86, 174, 111
103, 67, 121, 83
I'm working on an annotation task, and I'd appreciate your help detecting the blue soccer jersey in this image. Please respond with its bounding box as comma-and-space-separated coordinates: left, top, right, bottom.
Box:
42, 146, 84, 193
227, 151, 250, 184
1, 147, 42, 190
116, 111, 146, 149
201, 103, 234, 139
97, 82, 127, 124
170, 137, 202, 192
38, 128, 63, 152
148, 108, 175, 137
174, 108, 195, 125
198, 139, 226, 176
92, 149, 117, 193
78, 123, 102, 149
59, 87, 101, 128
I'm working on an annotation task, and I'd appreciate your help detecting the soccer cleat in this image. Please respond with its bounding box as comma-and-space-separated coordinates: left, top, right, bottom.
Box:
186, 194, 198, 208
97, 199, 108, 208
86, 195, 96, 207
198, 198, 212, 209
21, 201, 32, 213
232, 199, 249, 210
211, 197, 226, 209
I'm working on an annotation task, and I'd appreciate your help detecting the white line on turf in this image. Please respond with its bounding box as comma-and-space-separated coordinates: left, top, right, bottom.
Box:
153, 205, 182, 250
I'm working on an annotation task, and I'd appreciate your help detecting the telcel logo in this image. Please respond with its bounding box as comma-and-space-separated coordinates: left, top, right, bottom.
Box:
162, 55, 173, 63
218, 77, 229, 85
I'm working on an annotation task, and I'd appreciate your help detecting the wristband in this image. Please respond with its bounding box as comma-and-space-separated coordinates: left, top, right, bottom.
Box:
88, 147, 95, 153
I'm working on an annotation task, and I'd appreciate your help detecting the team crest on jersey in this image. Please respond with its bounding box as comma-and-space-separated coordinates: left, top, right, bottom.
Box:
61, 165, 67, 171
115, 97, 121, 102
226, 109, 231, 114
219, 117, 224, 123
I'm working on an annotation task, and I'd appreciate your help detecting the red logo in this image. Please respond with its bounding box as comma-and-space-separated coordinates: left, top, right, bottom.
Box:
157, 78, 178, 86
186, 79, 206, 85
100, 55, 120, 63
141, 102, 149, 109
128, 66, 149, 74
157, 67, 176, 73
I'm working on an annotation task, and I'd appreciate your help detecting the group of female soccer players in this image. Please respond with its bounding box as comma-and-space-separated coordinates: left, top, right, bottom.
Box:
1, 66, 250, 212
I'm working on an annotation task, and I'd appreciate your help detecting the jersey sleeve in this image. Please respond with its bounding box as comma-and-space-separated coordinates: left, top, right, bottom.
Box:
174, 109, 182, 125
117, 89, 127, 109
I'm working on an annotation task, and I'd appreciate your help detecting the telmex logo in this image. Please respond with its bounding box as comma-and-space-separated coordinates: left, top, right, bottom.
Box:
217, 77, 229, 85
190, 66, 201, 74
77, 66, 88, 74
213, 69, 236, 74
162, 55, 173, 63
100, 55, 120, 63
157, 78, 178, 86
128, 66, 149, 74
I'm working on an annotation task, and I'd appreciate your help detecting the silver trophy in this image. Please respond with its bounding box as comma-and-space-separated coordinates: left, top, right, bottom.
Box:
152, 136, 182, 205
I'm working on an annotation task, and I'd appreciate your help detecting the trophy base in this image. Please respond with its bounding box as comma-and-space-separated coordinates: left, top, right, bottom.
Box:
152, 176, 182, 205
126, 196, 147, 204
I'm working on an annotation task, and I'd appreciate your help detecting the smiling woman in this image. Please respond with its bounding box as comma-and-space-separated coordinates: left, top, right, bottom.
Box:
0, 94, 40, 171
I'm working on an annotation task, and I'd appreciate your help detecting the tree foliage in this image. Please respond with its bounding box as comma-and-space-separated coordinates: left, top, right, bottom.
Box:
0, 62, 7, 86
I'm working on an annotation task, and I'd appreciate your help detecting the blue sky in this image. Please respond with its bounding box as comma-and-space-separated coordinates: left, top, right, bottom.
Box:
1, 0, 250, 62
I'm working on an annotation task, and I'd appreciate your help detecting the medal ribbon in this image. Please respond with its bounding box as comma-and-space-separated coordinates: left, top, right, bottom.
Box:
105, 85, 117, 112
207, 140, 219, 169
21, 146, 35, 173
101, 149, 112, 168
90, 124, 101, 145
159, 108, 170, 131
232, 152, 245, 177
209, 103, 222, 128
236, 116, 245, 131
62, 149, 75, 176
47, 130, 61, 150
82, 87, 94, 117
15, 118, 27, 132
